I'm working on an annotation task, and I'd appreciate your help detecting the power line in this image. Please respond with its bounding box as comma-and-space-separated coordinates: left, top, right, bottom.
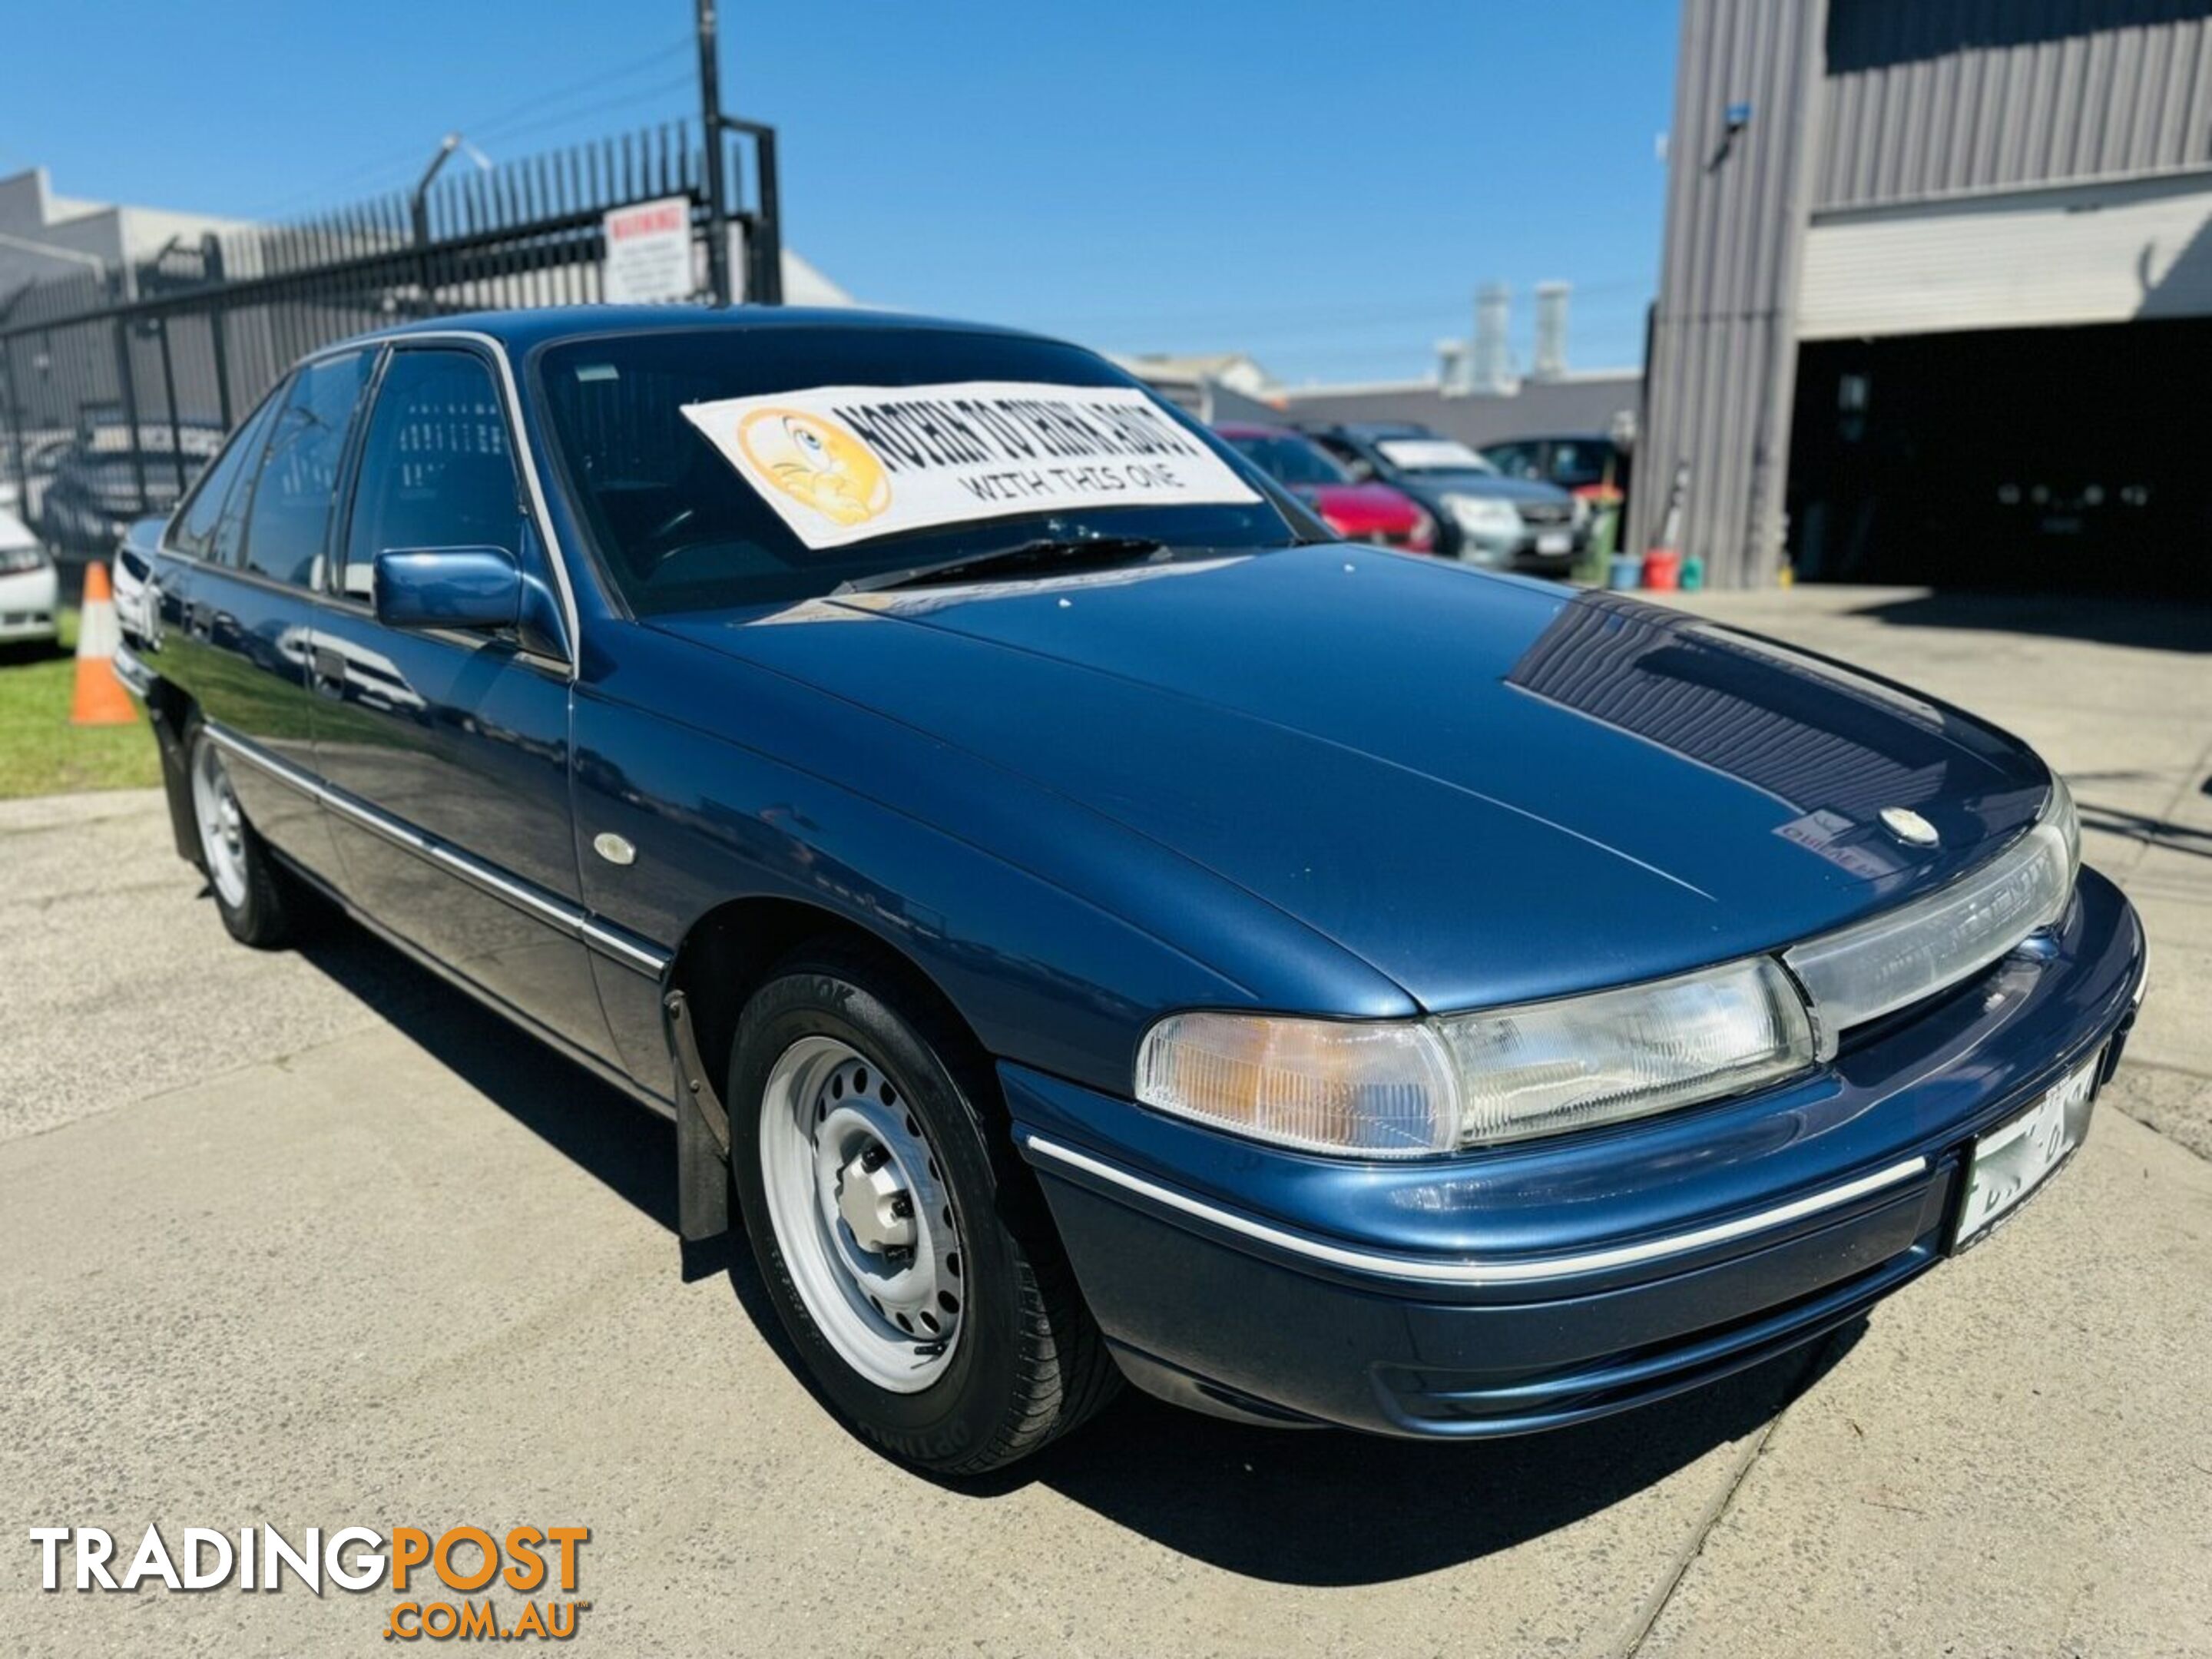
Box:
464, 70, 697, 152
453, 37, 690, 147
237, 35, 693, 218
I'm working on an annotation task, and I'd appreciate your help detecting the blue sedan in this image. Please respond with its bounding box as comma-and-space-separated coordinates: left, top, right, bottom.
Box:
113, 308, 2146, 1474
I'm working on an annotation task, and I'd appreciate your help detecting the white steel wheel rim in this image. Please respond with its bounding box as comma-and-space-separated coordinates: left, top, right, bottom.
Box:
759, 1035, 968, 1393
190, 740, 250, 909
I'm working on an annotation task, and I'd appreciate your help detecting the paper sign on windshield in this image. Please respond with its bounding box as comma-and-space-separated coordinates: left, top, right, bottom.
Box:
678, 380, 1260, 549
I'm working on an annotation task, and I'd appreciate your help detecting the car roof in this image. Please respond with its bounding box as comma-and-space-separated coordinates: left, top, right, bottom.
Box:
310, 304, 1062, 361
1302, 422, 1436, 441
1210, 422, 1300, 440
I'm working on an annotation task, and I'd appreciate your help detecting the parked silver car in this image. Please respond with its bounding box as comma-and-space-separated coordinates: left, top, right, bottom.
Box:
1301, 422, 1586, 574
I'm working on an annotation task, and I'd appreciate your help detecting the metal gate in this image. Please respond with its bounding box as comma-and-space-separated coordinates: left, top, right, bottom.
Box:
0, 118, 780, 564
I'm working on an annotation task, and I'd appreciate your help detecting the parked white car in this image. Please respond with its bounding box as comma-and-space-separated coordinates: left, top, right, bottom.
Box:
0, 507, 59, 647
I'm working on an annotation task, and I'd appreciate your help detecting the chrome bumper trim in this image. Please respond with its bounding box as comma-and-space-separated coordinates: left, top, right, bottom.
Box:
111, 641, 155, 697
1022, 1134, 1929, 1286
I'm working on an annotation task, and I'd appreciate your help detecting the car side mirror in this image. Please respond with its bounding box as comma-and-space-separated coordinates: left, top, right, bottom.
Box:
373, 546, 522, 633
1343, 457, 1376, 482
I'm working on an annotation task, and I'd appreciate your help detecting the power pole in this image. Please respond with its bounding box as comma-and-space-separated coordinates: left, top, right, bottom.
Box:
697, 0, 732, 306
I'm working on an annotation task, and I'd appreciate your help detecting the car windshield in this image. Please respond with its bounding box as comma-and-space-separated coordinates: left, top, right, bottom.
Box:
1222, 432, 1350, 488
1373, 435, 1494, 474
534, 326, 1298, 616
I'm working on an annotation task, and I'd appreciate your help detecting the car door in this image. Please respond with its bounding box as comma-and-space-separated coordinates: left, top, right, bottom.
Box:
153, 355, 373, 882
308, 342, 615, 1064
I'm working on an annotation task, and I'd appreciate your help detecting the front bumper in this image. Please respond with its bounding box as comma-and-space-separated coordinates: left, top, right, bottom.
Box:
1455, 525, 1582, 573
1008, 867, 2145, 1437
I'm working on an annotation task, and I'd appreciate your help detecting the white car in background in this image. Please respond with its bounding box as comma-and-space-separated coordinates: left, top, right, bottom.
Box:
0, 505, 59, 647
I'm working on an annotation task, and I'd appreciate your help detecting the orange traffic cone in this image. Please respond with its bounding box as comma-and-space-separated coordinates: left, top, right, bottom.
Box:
71, 563, 137, 727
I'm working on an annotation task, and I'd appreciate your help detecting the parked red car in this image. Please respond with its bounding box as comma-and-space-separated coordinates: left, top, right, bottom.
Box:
1215, 423, 1435, 552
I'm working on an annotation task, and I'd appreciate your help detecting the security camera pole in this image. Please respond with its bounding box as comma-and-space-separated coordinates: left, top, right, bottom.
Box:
697, 0, 732, 306
696, 0, 781, 306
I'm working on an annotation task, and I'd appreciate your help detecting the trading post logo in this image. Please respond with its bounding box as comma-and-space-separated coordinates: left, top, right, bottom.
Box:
29, 1523, 591, 1643
736, 408, 893, 527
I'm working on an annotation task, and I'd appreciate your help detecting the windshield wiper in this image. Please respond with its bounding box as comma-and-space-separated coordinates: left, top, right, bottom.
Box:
833, 535, 1168, 596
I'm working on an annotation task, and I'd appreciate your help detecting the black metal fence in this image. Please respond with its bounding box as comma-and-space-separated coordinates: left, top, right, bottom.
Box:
0, 118, 780, 563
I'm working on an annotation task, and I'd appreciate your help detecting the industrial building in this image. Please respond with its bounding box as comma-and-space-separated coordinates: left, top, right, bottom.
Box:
1261, 283, 1643, 456
1636, 0, 2212, 591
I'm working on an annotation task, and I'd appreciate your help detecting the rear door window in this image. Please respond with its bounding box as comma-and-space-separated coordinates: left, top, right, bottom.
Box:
238, 350, 373, 588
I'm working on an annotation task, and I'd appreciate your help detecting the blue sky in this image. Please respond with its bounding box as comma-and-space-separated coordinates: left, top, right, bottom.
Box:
3, 1, 1678, 386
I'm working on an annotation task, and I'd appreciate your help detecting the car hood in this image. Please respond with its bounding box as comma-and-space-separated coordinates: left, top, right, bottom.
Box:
1396, 470, 1566, 504
654, 548, 2050, 1012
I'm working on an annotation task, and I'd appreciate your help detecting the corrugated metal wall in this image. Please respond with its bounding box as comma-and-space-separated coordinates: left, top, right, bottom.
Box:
1628, 0, 1828, 586
1800, 168, 2212, 334
1819, 0, 2212, 209
1642, 0, 2212, 585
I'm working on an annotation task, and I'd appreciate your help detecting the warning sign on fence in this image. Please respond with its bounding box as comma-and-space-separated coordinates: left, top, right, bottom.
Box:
601, 197, 693, 305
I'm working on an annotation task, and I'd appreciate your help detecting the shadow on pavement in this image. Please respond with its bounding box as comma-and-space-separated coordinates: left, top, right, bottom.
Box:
1843, 590, 2212, 653
0, 638, 69, 668
293, 910, 1859, 1582
2079, 800, 2212, 860
293, 919, 680, 1232
1010, 1330, 1856, 1584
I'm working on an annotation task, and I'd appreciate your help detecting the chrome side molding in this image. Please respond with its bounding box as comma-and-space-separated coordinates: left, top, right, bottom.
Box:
1022, 1134, 1929, 1287
204, 722, 671, 978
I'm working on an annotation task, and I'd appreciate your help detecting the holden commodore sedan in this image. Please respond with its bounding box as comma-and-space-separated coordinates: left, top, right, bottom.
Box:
111, 307, 2146, 1475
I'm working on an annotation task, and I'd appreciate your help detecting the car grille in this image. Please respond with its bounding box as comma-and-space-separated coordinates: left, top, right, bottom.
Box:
1516, 502, 1573, 528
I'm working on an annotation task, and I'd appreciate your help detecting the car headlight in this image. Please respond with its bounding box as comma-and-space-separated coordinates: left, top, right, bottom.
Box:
1782, 774, 2079, 1048
1442, 493, 1522, 536
1134, 957, 1815, 1157
1436, 958, 1813, 1144
2047, 770, 2080, 877
1134, 1014, 1459, 1157
0, 545, 51, 575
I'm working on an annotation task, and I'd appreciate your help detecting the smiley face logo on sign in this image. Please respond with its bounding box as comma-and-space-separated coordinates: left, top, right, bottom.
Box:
736, 409, 891, 528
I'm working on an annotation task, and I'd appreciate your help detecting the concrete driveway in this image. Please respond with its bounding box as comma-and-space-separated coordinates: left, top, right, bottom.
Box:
3, 587, 2208, 1657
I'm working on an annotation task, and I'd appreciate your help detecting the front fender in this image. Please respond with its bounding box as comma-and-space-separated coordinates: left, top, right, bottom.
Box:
569, 654, 1414, 1096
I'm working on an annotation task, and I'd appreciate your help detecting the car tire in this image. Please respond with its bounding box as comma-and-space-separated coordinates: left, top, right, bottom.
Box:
184, 718, 300, 949
729, 940, 1119, 1475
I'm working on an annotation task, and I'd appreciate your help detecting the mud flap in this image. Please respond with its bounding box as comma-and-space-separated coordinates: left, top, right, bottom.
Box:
145, 695, 203, 867
664, 990, 731, 1243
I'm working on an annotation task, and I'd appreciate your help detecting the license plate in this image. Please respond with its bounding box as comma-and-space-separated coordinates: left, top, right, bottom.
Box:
1536, 531, 1572, 555
1952, 1048, 2102, 1250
